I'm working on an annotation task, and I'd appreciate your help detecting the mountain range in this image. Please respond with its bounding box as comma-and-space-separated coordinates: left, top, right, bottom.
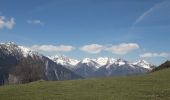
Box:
0, 42, 155, 85
49, 55, 155, 78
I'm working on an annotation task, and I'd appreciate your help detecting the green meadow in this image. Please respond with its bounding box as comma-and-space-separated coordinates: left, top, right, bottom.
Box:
0, 68, 170, 100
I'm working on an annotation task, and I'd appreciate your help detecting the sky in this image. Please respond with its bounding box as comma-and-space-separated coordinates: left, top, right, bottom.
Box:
0, 0, 170, 65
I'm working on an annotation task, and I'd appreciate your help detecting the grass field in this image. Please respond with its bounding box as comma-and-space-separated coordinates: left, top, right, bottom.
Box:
0, 69, 170, 100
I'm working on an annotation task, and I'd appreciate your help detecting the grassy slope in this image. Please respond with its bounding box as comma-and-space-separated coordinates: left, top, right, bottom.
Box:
0, 69, 170, 100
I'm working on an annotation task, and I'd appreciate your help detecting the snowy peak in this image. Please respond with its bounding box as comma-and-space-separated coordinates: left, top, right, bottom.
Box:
92, 57, 116, 66
114, 59, 127, 66
94, 58, 127, 66
94, 57, 109, 65
0, 42, 18, 49
79, 57, 116, 69
91, 57, 128, 67
79, 58, 100, 68
0, 42, 37, 58
49, 55, 79, 66
132, 60, 153, 69
81, 58, 92, 63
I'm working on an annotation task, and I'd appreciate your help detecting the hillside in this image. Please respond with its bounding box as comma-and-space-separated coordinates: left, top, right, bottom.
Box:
152, 60, 170, 72
0, 67, 170, 100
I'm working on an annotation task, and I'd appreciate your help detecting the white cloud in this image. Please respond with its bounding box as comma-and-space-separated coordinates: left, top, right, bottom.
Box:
105, 43, 139, 55
27, 20, 44, 25
30, 44, 75, 52
80, 44, 103, 54
140, 52, 170, 58
0, 16, 15, 29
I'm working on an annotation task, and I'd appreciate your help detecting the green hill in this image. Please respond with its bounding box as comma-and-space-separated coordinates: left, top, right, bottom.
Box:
0, 68, 170, 100
152, 60, 170, 72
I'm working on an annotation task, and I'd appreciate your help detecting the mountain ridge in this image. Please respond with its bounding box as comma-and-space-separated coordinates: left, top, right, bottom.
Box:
152, 60, 170, 72
50, 55, 155, 78
50, 55, 154, 69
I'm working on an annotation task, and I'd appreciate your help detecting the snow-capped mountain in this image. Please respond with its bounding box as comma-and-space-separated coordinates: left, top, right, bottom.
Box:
73, 58, 100, 77
79, 58, 100, 68
132, 60, 154, 70
49, 55, 155, 78
92, 57, 116, 67
49, 55, 79, 70
94, 59, 154, 77
0, 42, 82, 85
0, 42, 38, 58
49, 55, 154, 70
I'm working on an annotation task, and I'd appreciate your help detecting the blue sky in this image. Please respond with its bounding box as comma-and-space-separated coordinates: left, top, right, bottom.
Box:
0, 0, 170, 65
